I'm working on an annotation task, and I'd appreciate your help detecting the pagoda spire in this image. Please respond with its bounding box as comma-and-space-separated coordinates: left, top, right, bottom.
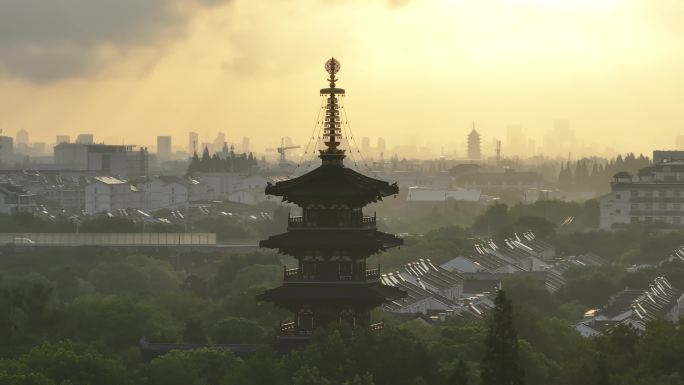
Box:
319, 57, 346, 166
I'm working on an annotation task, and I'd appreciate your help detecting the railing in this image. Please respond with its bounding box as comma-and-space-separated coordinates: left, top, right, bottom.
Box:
284, 267, 300, 280
278, 321, 313, 338
279, 321, 295, 336
283, 266, 381, 281
369, 321, 384, 332
289, 216, 304, 224
365, 265, 381, 280
287, 214, 376, 228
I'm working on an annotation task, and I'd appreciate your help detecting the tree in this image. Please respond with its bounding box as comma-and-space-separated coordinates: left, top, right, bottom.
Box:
15, 340, 141, 385
182, 318, 208, 344
211, 317, 265, 344
148, 348, 240, 385
448, 359, 469, 385
481, 290, 524, 385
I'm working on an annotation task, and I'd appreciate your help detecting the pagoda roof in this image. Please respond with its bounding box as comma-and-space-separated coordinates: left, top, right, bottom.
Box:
265, 164, 399, 205
257, 281, 406, 307
259, 229, 403, 256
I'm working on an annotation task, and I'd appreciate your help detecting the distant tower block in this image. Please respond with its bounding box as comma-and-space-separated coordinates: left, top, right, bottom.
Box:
468, 123, 481, 160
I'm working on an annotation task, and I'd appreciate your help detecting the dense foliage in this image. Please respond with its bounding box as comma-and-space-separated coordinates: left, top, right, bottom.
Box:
557, 153, 651, 193
187, 147, 257, 173
3, 255, 684, 385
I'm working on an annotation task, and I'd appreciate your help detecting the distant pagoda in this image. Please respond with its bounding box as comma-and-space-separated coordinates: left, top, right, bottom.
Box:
258, 58, 406, 343
467, 123, 481, 160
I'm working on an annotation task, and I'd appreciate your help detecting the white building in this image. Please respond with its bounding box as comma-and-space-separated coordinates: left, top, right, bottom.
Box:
600, 160, 684, 229
85, 176, 142, 214
137, 176, 209, 210
406, 186, 480, 202
193, 172, 273, 205
0, 183, 36, 214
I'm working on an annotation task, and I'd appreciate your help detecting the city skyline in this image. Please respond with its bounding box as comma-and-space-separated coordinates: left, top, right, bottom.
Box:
0, 122, 669, 161
0, 1, 683, 157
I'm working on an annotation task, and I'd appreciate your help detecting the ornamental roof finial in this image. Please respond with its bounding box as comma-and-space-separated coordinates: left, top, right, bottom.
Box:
325, 57, 341, 88
319, 57, 346, 165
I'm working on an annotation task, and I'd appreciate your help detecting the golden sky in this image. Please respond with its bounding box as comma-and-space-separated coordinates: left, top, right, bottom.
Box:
0, 0, 683, 158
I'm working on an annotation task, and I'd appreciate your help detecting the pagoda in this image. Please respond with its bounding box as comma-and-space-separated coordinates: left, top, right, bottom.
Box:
257, 58, 406, 342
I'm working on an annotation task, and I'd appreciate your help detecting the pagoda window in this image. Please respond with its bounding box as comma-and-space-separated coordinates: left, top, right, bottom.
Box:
298, 308, 314, 334
339, 261, 353, 280
337, 210, 352, 226
340, 308, 356, 327
301, 262, 316, 280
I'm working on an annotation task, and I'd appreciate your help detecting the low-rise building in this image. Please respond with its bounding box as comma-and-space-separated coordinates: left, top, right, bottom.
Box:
0, 183, 37, 214
575, 276, 684, 337
137, 176, 209, 210
457, 169, 544, 191
85, 176, 142, 214
440, 232, 556, 275
406, 186, 481, 202
54, 143, 149, 179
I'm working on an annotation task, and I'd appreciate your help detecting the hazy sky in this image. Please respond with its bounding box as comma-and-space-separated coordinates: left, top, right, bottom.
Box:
0, 0, 683, 157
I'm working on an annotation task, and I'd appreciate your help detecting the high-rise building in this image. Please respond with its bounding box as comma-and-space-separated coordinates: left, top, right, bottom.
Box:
257, 59, 405, 345
506, 124, 526, 156
213, 132, 226, 153
543, 120, 575, 157
157, 136, 172, 161
0, 136, 14, 163
56, 135, 70, 144
467, 125, 481, 160
33, 142, 46, 155
15, 129, 29, 146
76, 134, 94, 144
377, 137, 386, 155
242, 137, 251, 153
188, 132, 199, 154
361, 136, 371, 155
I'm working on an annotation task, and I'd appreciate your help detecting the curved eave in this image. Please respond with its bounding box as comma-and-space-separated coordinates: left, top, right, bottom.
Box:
259, 230, 403, 256
265, 165, 399, 205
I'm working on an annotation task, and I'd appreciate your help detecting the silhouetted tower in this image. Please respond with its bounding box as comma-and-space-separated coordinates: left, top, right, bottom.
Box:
258, 58, 405, 346
468, 123, 481, 160
495, 140, 502, 165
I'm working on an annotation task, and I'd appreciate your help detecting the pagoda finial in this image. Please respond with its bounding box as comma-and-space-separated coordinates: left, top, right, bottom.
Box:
325, 57, 341, 88
319, 57, 346, 165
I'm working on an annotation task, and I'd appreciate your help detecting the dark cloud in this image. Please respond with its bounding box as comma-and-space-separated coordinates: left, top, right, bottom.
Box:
0, 0, 228, 82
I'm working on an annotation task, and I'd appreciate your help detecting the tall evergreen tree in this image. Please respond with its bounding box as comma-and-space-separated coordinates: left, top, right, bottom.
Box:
200, 146, 211, 165
188, 151, 200, 172
481, 290, 524, 385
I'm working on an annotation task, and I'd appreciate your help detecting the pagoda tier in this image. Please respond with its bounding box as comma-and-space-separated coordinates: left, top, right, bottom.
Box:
257, 281, 404, 311
257, 58, 405, 342
259, 228, 402, 257
265, 164, 399, 207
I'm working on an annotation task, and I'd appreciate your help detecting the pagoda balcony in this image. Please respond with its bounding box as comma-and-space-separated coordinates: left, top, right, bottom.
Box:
369, 321, 384, 332
278, 321, 312, 338
287, 214, 377, 229
283, 265, 381, 282
279, 320, 384, 336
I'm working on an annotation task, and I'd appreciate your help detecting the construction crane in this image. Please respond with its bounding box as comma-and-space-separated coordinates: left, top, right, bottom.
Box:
277, 137, 300, 165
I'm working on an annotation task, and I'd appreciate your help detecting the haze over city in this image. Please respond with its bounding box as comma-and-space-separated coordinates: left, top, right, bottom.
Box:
6, 1, 684, 385
1, 0, 684, 157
